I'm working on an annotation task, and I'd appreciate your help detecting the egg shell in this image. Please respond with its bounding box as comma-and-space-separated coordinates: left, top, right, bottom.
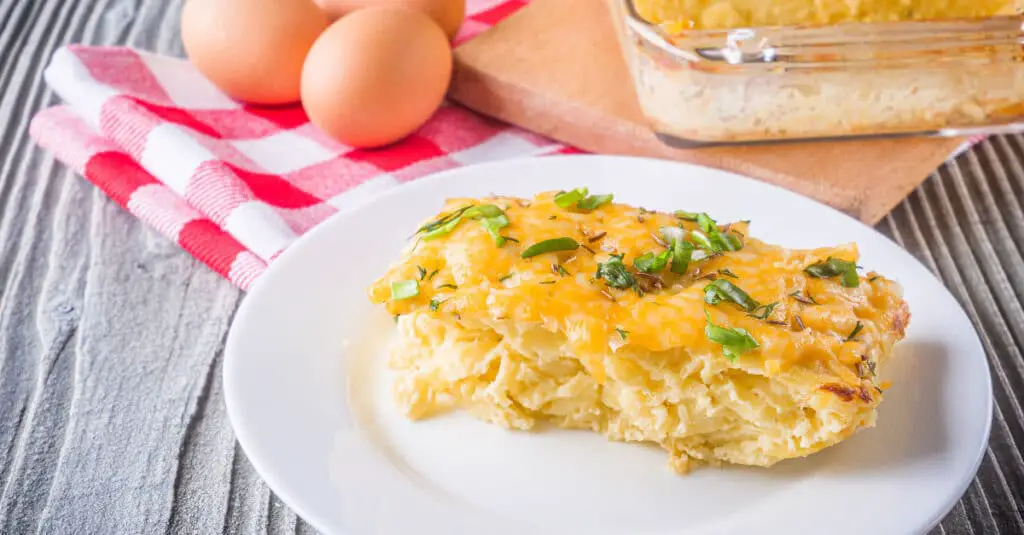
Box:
312, 0, 465, 39
301, 6, 452, 148
181, 0, 330, 105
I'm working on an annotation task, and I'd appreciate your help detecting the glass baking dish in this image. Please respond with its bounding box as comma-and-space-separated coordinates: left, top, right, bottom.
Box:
607, 0, 1024, 147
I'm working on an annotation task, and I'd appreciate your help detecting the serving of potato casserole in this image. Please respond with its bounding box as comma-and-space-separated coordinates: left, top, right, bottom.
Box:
367, 190, 910, 473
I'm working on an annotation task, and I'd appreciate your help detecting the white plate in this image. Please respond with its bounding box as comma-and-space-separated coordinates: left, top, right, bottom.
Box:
224, 155, 992, 535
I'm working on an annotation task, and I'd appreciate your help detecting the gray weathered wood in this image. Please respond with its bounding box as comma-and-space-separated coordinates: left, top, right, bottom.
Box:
0, 0, 1022, 533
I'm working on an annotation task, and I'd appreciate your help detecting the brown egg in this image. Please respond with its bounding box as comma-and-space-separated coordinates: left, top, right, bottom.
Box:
301, 6, 452, 148
181, 0, 330, 105
312, 0, 465, 39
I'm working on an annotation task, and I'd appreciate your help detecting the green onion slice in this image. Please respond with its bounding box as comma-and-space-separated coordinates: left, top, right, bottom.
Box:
390, 280, 419, 300
554, 188, 588, 208
578, 193, 613, 211
633, 250, 671, 273
748, 302, 778, 320
521, 237, 580, 258
805, 257, 860, 288
595, 254, 636, 289
554, 187, 613, 212
674, 210, 699, 221
660, 226, 686, 244
703, 279, 759, 312
846, 321, 864, 341
670, 239, 694, 275
705, 309, 759, 362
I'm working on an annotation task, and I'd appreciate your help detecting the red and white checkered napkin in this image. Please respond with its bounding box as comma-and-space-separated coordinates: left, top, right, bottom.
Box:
29, 0, 576, 289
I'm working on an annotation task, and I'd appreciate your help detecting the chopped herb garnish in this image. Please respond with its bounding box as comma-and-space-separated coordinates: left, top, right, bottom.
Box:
521, 237, 580, 258
660, 226, 686, 244
689, 230, 713, 250
868, 275, 881, 283
670, 239, 694, 275
418, 204, 510, 246
539, 280, 557, 285
674, 210, 699, 221
719, 268, 738, 278
578, 193, 613, 211
588, 231, 607, 243
390, 280, 419, 300
554, 187, 613, 211
846, 321, 864, 341
504, 236, 520, 243
427, 269, 439, 280
703, 279, 759, 312
429, 297, 445, 312
498, 273, 514, 282
554, 263, 570, 276
416, 205, 473, 237
416, 266, 427, 280
705, 309, 759, 362
554, 187, 588, 208
436, 283, 458, 290
615, 327, 630, 340
695, 213, 743, 253
596, 254, 636, 290
479, 215, 510, 246
789, 291, 818, 305
633, 250, 671, 273
749, 302, 778, 320
805, 257, 860, 288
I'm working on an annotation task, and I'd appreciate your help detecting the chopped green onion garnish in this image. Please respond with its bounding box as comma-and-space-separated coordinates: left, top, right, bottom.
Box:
596, 254, 636, 290
419, 204, 510, 245
689, 230, 713, 250
846, 321, 864, 341
633, 250, 671, 273
615, 327, 629, 340
705, 309, 759, 362
417, 205, 472, 234
478, 213, 510, 246
805, 257, 860, 288
521, 237, 579, 258
429, 297, 445, 312
748, 302, 778, 320
670, 239, 694, 275
427, 268, 439, 280
390, 280, 419, 300
554, 187, 588, 208
437, 283, 457, 290
682, 212, 743, 253
554, 187, 613, 212
719, 268, 738, 278
554, 264, 570, 276
703, 279, 759, 312
416, 266, 427, 280
674, 210, 699, 221
498, 273, 514, 282
578, 193, 613, 211
539, 280, 556, 285
660, 226, 686, 244
868, 275, 881, 283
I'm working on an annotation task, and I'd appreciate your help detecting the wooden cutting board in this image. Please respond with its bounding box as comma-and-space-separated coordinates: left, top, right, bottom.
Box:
448, 0, 965, 224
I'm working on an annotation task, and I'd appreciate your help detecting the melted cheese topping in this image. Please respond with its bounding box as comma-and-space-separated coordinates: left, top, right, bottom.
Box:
367, 192, 910, 471
632, 0, 1019, 30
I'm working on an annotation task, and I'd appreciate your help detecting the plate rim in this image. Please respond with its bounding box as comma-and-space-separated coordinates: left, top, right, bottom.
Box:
224, 154, 993, 535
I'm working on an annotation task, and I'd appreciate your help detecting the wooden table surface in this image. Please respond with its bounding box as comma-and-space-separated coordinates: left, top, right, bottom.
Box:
1, 0, 1022, 533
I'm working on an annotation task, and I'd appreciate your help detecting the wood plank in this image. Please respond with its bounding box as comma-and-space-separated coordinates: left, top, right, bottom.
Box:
449, 0, 966, 224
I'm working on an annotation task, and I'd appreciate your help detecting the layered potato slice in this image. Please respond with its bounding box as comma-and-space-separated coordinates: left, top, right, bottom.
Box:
367, 191, 910, 473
